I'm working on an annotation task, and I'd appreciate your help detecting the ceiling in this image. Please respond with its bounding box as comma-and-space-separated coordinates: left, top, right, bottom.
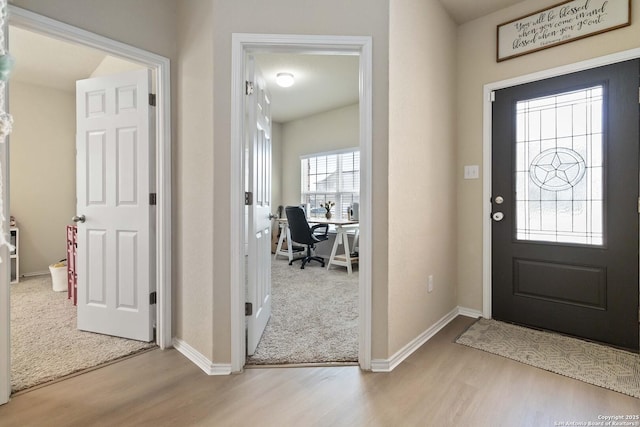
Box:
8, 0, 527, 122
9, 26, 109, 92
439, 0, 527, 24
253, 53, 359, 123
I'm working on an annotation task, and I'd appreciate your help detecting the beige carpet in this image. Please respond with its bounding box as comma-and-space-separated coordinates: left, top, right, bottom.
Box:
456, 318, 640, 399
246, 258, 358, 365
11, 275, 155, 392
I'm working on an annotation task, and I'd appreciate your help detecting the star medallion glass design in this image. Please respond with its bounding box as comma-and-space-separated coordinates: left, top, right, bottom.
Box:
529, 148, 586, 191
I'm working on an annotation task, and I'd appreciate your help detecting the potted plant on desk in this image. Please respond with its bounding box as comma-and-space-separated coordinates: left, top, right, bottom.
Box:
320, 201, 335, 219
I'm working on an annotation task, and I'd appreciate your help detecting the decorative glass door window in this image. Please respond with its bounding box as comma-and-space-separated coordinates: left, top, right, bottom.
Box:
515, 86, 603, 245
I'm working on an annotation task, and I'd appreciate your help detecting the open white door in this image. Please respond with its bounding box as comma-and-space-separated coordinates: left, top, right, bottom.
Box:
246, 56, 273, 356
75, 69, 155, 342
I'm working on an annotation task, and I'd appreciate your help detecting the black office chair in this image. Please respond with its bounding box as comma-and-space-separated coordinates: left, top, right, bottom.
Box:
285, 205, 329, 269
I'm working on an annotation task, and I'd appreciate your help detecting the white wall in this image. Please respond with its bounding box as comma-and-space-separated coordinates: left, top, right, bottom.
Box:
9, 81, 75, 275
455, 0, 640, 312
280, 103, 359, 206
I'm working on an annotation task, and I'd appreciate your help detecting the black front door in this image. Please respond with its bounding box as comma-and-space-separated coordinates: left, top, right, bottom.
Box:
492, 59, 639, 350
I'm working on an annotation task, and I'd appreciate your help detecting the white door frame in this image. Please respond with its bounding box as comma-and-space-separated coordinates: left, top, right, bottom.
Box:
0, 6, 172, 404
482, 47, 640, 318
230, 33, 373, 372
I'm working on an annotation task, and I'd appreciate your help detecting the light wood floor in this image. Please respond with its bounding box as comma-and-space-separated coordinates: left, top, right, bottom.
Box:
1, 316, 637, 426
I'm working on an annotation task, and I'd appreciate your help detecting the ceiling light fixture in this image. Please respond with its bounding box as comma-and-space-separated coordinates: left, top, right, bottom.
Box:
276, 72, 295, 88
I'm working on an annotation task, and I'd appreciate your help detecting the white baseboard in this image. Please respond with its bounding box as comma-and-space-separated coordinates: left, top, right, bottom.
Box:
173, 305, 483, 376
22, 271, 49, 278
457, 306, 483, 319
370, 306, 481, 373
173, 338, 232, 375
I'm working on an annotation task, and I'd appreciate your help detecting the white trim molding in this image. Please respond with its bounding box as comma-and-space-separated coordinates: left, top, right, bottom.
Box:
173, 339, 232, 376
371, 307, 479, 373
457, 306, 483, 319
230, 33, 373, 373
482, 47, 640, 320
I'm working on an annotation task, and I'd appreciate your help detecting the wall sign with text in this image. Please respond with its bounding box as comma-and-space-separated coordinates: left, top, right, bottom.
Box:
497, 0, 631, 62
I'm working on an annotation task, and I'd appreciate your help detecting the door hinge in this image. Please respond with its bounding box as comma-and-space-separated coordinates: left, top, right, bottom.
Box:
245, 302, 253, 316
149, 93, 156, 107
490, 91, 496, 102
245, 81, 254, 95
150, 291, 157, 305
244, 191, 253, 206
637, 197, 640, 213
150, 193, 157, 206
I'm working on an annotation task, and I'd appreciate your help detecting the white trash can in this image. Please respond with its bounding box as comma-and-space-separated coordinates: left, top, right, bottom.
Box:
49, 261, 67, 292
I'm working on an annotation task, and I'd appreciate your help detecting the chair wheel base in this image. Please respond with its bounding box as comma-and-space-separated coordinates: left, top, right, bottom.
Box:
291, 255, 325, 269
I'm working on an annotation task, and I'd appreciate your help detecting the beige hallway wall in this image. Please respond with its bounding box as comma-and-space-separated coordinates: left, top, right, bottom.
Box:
175, 0, 215, 360
389, 0, 458, 355
9, 0, 178, 59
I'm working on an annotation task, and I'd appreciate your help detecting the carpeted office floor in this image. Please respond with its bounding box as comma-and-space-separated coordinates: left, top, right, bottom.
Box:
10, 275, 155, 392
246, 257, 359, 365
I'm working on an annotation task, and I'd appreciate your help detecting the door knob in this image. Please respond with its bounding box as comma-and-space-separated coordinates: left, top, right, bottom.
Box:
492, 212, 504, 222
72, 215, 86, 223
268, 213, 278, 220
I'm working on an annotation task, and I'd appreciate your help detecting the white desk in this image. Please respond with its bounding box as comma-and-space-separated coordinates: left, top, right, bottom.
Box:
275, 218, 359, 274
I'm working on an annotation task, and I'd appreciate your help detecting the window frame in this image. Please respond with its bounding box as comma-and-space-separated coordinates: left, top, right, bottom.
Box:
300, 147, 360, 220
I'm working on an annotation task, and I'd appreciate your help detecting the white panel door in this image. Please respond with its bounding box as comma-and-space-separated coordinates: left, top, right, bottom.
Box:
76, 69, 154, 342
246, 56, 272, 356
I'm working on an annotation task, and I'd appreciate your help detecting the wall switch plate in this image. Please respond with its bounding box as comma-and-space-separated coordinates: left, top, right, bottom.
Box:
464, 165, 479, 180
428, 275, 434, 293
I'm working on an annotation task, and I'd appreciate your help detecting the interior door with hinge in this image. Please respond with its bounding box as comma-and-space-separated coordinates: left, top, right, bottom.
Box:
245, 56, 273, 356
492, 59, 640, 350
75, 69, 155, 342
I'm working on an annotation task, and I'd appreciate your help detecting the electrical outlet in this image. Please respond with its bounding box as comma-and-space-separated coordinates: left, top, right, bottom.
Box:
428, 275, 434, 293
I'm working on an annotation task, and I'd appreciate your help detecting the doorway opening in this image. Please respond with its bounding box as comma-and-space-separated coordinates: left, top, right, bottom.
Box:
0, 5, 172, 405
230, 34, 373, 372
8, 25, 157, 393
244, 53, 360, 366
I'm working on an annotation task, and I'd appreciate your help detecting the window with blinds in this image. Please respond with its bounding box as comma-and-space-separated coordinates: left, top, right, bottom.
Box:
301, 149, 360, 220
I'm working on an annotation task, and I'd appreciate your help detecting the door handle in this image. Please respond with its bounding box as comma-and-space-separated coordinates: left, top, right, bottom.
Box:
492, 212, 504, 222
268, 213, 278, 220
72, 215, 86, 223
